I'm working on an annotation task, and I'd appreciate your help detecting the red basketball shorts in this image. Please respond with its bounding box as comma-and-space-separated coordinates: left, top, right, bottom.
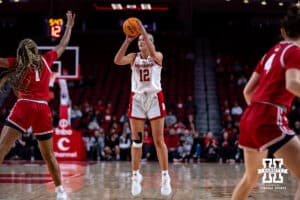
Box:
128, 91, 166, 120
7, 99, 53, 135
239, 102, 294, 151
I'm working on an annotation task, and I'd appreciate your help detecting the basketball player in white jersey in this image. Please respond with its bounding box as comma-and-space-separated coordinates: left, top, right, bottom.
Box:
114, 19, 172, 196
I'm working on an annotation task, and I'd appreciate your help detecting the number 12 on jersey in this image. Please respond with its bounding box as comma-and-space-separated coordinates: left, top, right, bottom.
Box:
139, 69, 150, 82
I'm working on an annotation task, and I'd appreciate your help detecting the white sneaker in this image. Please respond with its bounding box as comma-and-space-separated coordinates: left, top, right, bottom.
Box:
131, 172, 143, 196
161, 174, 172, 196
56, 187, 67, 200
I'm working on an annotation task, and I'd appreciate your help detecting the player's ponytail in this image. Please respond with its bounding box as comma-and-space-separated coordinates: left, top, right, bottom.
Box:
281, 5, 300, 39
14, 39, 42, 92
0, 38, 42, 94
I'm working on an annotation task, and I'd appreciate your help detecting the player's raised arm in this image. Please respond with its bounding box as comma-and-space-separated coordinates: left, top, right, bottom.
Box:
0, 58, 11, 68
135, 20, 162, 65
54, 10, 75, 59
114, 36, 136, 66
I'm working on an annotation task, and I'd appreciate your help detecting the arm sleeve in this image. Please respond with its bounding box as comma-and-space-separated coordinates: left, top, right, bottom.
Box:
42, 50, 58, 68
285, 49, 300, 70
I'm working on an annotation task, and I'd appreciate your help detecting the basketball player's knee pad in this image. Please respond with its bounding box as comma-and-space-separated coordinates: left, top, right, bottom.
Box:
132, 132, 143, 148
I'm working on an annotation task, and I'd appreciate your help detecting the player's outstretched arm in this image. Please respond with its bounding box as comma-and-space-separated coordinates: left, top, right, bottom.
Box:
114, 36, 136, 66
0, 58, 10, 68
54, 10, 75, 59
136, 20, 162, 65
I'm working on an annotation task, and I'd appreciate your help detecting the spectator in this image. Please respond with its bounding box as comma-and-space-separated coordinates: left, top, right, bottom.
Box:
119, 131, 131, 161
104, 133, 120, 160
191, 132, 201, 162
109, 122, 121, 135
204, 131, 218, 162
122, 122, 131, 135
219, 131, 234, 163
178, 129, 194, 162
177, 140, 192, 162
165, 111, 177, 126
88, 118, 101, 131
120, 112, 129, 124
102, 108, 112, 132
231, 101, 243, 116
166, 128, 180, 162
94, 99, 106, 115
180, 129, 194, 146
143, 131, 154, 161
71, 105, 83, 119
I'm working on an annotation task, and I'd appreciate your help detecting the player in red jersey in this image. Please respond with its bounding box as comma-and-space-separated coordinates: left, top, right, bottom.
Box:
232, 6, 300, 200
0, 11, 75, 200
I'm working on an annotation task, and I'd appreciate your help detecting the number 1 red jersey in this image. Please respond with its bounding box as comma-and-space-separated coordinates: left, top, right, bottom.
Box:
8, 50, 58, 101
251, 41, 300, 110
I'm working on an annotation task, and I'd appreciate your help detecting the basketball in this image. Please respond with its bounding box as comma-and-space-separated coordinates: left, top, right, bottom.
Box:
122, 17, 140, 37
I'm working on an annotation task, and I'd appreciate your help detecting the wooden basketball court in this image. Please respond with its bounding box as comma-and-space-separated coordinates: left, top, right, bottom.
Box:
0, 161, 296, 199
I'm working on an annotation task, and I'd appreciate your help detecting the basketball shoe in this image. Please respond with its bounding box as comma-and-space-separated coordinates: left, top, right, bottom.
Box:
161, 174, 172, 196
56, 186, 67, 200
131, 172, 143, 196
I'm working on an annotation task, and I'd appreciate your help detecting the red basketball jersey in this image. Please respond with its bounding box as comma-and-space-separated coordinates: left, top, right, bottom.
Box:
252, 41, 300, 110
8, 51, 57, 101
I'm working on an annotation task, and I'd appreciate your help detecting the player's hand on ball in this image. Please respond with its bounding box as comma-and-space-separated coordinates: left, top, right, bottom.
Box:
135, 20, 145, 34
125, 35, 138, 43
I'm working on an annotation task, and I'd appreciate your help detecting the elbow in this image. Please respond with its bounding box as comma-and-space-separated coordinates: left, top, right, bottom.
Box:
243, 88, 250, 98
114, 58, 120, 65
243, 88, 251, 105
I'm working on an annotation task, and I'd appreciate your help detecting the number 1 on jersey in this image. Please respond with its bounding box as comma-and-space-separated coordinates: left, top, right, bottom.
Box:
35, 69, 40, 82
139, 69, 150, 82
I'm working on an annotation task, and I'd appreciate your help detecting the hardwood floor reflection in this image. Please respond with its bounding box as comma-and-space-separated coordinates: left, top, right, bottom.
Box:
0, 161, 296, 199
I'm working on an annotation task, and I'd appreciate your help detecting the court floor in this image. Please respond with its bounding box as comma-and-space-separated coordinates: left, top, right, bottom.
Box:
0, 161, 296, 200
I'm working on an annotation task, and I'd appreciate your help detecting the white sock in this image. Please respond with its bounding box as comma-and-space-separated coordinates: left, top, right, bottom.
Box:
133, 170, 140, 175
162, 170, 169, 176
56, 185, 64, 193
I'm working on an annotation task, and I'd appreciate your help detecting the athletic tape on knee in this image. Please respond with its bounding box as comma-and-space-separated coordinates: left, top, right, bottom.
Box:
132, 132, 143, 148
132, 141, 143, 148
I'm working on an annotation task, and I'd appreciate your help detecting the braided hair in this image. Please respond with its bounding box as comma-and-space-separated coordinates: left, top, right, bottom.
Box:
0, 38, 42, 93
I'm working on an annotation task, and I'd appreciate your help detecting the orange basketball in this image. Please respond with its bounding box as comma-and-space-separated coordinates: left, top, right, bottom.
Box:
122, 17, 140, 37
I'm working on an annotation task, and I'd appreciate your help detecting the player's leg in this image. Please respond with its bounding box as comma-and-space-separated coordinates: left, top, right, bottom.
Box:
130, 118, 144, 170
0, 125, 22, 163
274, 136, 300, 200
34, 103, 67, 200
129, 118, 144, 196
150, 117, 171, 196
231, 149, 267, 200
37, 135, 61, 186
150, 117, 168, 170
37, 134, 67, 200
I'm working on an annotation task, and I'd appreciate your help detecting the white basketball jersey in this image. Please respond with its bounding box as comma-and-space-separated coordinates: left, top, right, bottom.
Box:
131, 53, 162, 94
